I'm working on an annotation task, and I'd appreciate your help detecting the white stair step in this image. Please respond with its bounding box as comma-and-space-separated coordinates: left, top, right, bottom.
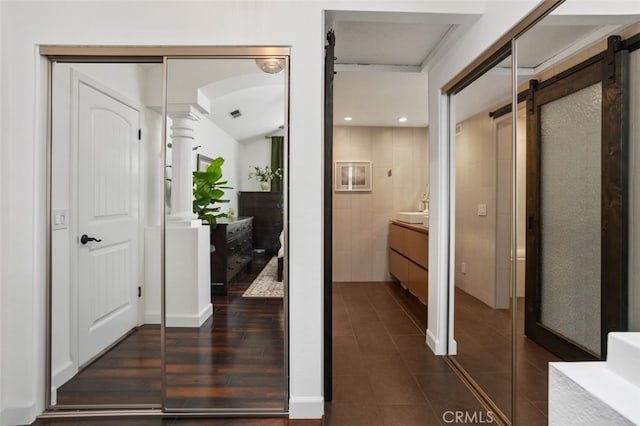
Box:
607, 332, 640, 388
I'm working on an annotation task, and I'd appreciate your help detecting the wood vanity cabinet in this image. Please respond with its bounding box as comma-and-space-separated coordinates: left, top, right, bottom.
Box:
389, 221, 428, 305
210, 217, 253, 296
238, 191, 283, 256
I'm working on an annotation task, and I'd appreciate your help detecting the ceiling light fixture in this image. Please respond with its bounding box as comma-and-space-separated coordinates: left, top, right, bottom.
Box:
398, 117, 408, 123
255, 58, 285, 74
344, 116, 353, 121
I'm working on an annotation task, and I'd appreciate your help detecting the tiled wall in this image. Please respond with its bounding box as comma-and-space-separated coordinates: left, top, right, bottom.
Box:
332, 126, 429, 282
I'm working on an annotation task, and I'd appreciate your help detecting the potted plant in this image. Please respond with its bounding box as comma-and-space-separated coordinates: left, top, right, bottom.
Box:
248, 165, 283, 191
193, 157, 232, 251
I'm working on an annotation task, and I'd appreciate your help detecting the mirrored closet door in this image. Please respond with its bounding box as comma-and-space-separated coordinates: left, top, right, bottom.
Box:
446, 1, 640, 424
449, 52, 516, 423
47, 48, 290, 414
162, 56, 288, 411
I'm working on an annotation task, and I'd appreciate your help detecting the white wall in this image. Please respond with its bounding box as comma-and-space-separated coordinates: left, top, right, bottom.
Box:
0, 1, 549, 424
0, 2, 327, 422
332, 126, 428, 282
195, 118, 241, 215
238, 136, 272, 192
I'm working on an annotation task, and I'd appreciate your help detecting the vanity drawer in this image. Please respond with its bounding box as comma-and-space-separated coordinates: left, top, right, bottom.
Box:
389, 249, 409, 289
408, 262, 428, 305
389, 223, 428, 268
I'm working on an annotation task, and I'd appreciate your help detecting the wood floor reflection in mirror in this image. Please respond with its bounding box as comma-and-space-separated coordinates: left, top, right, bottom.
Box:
56, 258, 284, 408
165, 256, 285, 409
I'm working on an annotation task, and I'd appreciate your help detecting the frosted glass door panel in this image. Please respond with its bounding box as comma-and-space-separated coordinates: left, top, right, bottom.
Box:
539, 82, 602, 356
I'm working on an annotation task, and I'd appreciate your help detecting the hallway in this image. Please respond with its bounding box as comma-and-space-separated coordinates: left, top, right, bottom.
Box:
325, 282, 485, 426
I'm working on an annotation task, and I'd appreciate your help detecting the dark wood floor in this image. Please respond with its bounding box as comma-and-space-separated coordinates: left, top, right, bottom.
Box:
453, 287, 560, 426
55, 257, 284, 409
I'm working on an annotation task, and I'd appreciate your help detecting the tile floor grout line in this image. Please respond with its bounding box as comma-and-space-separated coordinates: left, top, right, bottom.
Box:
378, 283, 427, 336
364, 283, 445, 425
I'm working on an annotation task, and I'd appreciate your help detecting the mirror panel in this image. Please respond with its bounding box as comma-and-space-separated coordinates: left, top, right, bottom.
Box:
450, 54, 514, 421
514, 3, 640, 423
50, 62, 163, 407
163, 57, 287, 410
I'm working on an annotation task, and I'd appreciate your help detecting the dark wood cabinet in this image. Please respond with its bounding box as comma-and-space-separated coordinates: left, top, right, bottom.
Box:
238, 192, 283, 256
210, 217, 253, 296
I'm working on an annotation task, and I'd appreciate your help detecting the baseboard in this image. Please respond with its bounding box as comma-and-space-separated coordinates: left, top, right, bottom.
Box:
0, 402, 37, 426
166, 304, 213, 327
427, 329, 442, 355
145, 304, 213, 327
51, 360, 76, 389
449, 338, 458, 355
288, 396, 324, 419
144, 312, 161, 324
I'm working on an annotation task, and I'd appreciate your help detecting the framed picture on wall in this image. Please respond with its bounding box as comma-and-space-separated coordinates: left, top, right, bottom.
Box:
334, 161, 372, 192
197, 154, 213, 172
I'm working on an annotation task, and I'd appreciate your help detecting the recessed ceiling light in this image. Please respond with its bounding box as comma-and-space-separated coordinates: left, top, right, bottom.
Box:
344, 116, 353, 121
398, 117, 408, 123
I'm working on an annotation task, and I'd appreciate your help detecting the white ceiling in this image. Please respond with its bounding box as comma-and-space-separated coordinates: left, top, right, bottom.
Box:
329, 11, 468, 128
333, 20, 452, 67
334, 71, 428, 127
200, 71, 285, 142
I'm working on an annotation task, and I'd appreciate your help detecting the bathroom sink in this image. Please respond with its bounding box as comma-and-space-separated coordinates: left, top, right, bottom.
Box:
394, 211, 428, 224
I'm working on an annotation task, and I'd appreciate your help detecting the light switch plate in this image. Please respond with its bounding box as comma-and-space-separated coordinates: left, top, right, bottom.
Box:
477, 204, 487, 216
52, 208, 68, 230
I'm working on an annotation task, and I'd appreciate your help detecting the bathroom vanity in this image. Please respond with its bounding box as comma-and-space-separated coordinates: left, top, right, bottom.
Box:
389, 220, 428, 305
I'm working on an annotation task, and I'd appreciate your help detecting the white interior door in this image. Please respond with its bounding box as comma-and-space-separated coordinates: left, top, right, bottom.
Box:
77, 80, 140, 366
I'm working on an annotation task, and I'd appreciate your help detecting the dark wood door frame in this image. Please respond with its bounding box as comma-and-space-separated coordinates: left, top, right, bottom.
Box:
525, 36, 629, 361
323, 29, 335, 401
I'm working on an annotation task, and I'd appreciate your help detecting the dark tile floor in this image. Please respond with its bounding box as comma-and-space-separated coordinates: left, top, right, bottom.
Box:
452, 287, 559, 426
325, 282, 486, 426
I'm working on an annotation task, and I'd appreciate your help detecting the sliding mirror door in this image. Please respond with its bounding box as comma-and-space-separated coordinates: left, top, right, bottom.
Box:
163, 56, 288, 411
444, 1, 640, 425
514, 3, 640, 423
449, 53, 516, 422
49, 61, 163, 408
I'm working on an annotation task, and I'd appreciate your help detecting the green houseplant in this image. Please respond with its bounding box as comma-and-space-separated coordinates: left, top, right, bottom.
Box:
193, 157, 232, 251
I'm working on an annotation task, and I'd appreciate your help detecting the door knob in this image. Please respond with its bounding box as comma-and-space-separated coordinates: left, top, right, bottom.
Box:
80, 234, 102, 245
